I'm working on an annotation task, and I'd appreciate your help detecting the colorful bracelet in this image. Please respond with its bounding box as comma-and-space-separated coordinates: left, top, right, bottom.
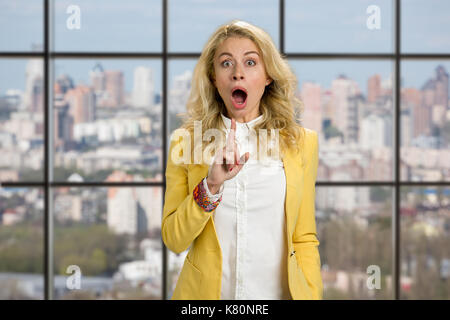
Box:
193, 178, 222, 212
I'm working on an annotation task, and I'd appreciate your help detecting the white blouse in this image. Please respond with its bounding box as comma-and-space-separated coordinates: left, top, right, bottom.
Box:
202, 113, 291, 300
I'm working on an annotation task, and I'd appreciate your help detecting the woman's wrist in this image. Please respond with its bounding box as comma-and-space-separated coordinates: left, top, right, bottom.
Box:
206, 176, 223, 195
193, 177, 223, 212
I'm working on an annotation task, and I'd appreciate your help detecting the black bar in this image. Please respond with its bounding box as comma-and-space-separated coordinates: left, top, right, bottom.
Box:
162, 0, 169, 301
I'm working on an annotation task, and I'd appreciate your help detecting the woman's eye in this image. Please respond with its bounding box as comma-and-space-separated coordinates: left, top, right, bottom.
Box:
247, 60, 256, 66
222, 60, 232, 67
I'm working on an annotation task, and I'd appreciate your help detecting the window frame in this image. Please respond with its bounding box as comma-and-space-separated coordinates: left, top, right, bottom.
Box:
0, 0, 449, 300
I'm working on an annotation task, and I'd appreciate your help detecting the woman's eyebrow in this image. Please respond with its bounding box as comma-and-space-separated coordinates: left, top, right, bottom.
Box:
218, 51, 260, 58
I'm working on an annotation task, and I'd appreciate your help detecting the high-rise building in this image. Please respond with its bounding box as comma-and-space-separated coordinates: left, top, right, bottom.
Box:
106, 171, 151, 235
55, 74, 75, 94
107, 187, 141, 235
331, 75, 361, 143
104, 70, 124, 107
24, 59, 43, 112
402, 88, 422, 110
401, 109, 413, 147
54, 99, 74, 150
65, 85, 96, 125
89, 62, 105, 92
367, 74, 381, 103
89, 63, 124, 108
434, 65, 449, 110
360, 113, 392, 150
300, 82, 322, 133
169, 70, 192, 115
132, 66, 154, 109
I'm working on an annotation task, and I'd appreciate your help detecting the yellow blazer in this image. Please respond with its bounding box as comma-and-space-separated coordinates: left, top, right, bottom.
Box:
162, 127, 323, 300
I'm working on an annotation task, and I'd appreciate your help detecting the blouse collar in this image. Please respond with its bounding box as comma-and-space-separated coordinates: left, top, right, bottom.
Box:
220, 113, 263, 130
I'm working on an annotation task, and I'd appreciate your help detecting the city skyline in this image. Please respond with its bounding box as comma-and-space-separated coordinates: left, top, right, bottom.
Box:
0, 0, 449, 301
2, 58, 450, 98
0, 57, 448, 184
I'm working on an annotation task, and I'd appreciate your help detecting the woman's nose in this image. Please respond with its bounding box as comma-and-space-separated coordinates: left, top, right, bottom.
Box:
232, 65, 244, 80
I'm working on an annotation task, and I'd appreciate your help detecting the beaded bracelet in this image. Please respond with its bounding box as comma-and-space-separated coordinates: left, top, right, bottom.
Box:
193, 178, 222, 212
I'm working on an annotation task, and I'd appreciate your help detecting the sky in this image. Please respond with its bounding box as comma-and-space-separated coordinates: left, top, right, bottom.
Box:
1, 0, 449, 96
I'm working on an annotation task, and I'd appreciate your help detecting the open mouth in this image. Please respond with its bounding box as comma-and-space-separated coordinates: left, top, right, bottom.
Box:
231, 88, 248, 108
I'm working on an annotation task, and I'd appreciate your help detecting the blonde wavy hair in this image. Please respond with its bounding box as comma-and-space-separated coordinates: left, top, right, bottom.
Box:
176, 20, 307, 162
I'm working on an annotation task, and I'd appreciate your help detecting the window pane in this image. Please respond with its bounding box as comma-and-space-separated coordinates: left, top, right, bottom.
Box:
53, 187, 163, 299
400, 61, 450, 181
53, 59, 162, 182
290, 59, 394, 182
167, 59, 196, 152
0, 188, 44, 299
286, 0, 393, 53
0, 58, 44, 182
402, 0, 450, 54
169, 0, 279, 52
400, 186, 450, 299
54, 0, 162, 52
0, 0, 43, 51
318, 186, 394, 299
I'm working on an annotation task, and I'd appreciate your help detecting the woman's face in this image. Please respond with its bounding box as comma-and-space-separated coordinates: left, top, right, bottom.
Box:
212, 36, 272, 123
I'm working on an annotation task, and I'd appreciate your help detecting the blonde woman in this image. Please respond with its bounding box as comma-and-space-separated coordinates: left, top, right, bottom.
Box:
162, 20, 322, 300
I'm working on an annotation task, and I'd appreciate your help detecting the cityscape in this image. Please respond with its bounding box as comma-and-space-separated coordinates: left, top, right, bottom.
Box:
1, 0, 450, 299
1, 56, 448, 299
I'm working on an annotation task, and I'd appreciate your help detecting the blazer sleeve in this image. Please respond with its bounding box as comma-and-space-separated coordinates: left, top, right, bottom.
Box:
292, 130, 323, 300
161, 134, 213, 254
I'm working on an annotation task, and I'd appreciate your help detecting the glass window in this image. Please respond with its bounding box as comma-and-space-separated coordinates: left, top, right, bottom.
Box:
400, 60, 450, 181
0, 0, 43, 52
402, 0, 450, 53
53, 59, 163, 182
0, 188, 44, 299
53, 0, 162, 52
167, 59, 196, 134
0, 58, 44, 182
169, 0, 279, 52
53, 187, 163, 300
285, 0, 393, 53
400, 186, 450, 299
318, 186, 394, 299
1, 0, 448, 301
290, 59, 394, 182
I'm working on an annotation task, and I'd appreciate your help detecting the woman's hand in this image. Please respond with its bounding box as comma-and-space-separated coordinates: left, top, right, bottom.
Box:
206, 118, 250, 194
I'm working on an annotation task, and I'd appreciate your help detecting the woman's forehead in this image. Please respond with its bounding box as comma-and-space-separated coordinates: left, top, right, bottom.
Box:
215, 37, 260, 57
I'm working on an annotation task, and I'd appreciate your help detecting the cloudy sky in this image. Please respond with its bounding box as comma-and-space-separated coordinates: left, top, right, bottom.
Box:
1, 0, 449, 95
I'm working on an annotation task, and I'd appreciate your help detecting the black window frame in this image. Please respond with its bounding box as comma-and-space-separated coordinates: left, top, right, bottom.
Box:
0, 0, 449, 300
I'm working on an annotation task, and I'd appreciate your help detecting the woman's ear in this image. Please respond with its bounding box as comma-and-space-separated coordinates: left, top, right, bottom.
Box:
266, 78, 272, 86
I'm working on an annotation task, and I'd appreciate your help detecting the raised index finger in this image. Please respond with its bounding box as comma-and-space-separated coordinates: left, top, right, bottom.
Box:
226, 118, 236, 166
227, 118, 236, 148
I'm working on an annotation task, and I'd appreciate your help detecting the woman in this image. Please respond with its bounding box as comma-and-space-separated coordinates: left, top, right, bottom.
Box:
162, 20, 322, 300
